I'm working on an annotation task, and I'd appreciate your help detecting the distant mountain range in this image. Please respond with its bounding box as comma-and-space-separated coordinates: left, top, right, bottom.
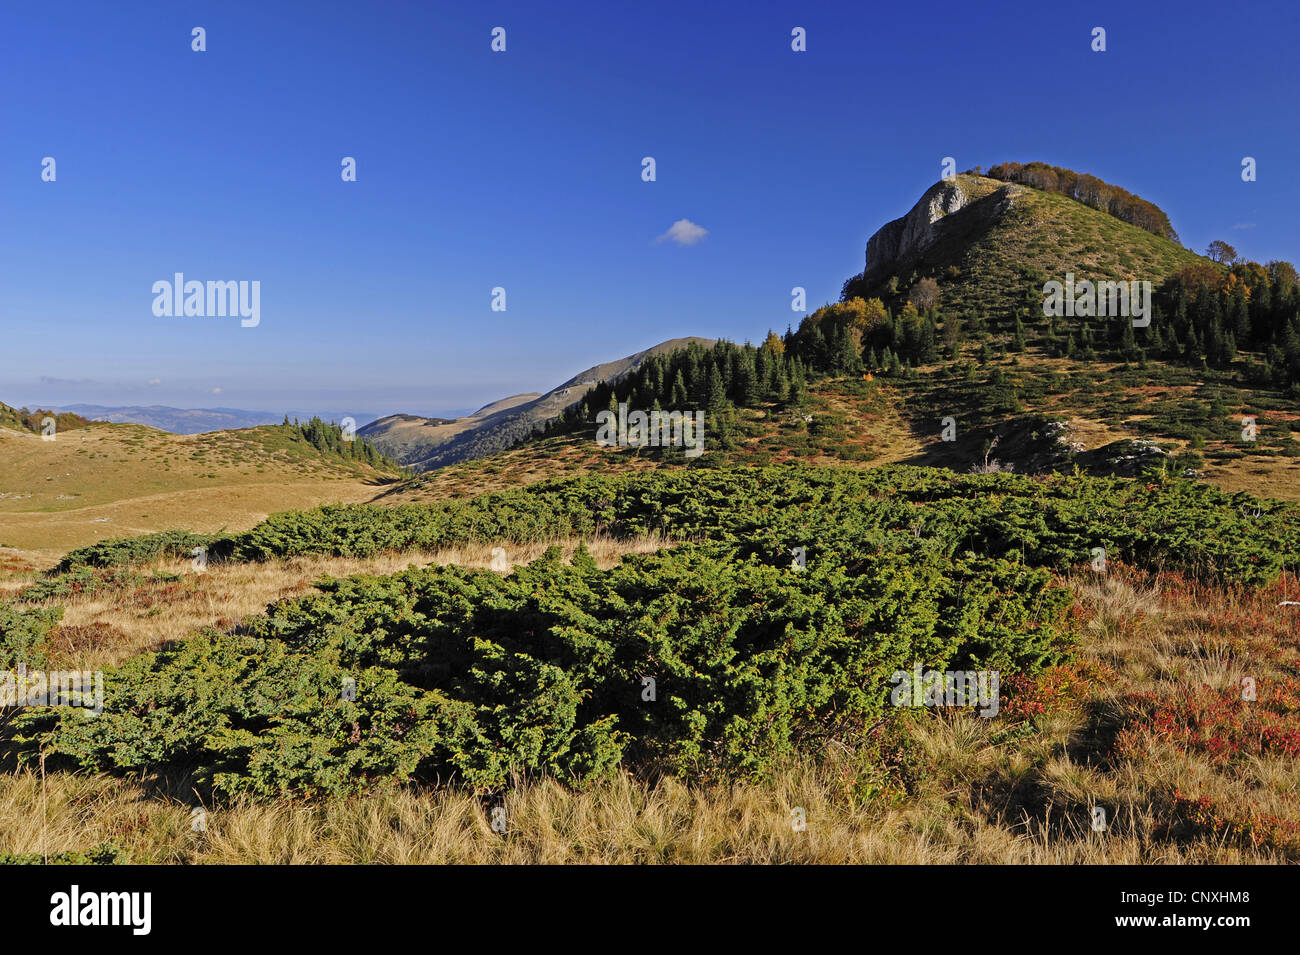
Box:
49, 405, 400, 435
50, 405, 290, 434
42, 336, 716, 450
360, 337, 717, 470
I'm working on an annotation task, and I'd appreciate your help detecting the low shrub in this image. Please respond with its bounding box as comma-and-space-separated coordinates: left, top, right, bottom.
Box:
13, 544, 1075, 797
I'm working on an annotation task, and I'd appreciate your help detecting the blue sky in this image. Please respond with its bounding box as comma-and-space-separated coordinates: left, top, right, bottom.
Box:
2, 0, 1297, 421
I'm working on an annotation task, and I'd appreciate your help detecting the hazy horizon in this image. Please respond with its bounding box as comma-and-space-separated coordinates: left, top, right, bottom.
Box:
11, 396, 525, 426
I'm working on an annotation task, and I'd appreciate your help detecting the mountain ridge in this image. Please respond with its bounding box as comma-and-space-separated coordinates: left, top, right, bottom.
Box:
360, 337, 717, 470
51, 404, 287, 434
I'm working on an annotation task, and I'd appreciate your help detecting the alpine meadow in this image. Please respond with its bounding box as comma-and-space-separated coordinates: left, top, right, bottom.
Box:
2, 0, 1299, 923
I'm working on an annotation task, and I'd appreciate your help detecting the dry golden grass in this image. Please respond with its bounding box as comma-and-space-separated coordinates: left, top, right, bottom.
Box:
0, 549, 43, 597
0, 724, 1285, 864
1198, 456, 1300, 503
22, 534, 671, 669
0, 423, 396, 553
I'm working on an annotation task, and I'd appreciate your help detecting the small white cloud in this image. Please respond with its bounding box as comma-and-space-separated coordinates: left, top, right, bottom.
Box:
1231, 222, 1256, 230
211, 387, 222, 395
147, 378, 162, 386
656, 218, 709, 246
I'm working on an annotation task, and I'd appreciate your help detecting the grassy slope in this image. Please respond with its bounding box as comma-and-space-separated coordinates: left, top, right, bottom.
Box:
0, 401, 93, 435
374, 356, 1300, 507
0, 421, 402, 553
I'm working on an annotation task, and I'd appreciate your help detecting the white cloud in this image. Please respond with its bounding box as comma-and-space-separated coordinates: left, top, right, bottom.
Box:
147, 378, 162, 386
1231, 222, 1256, 230
656, 218, 709, 246
211, 387, 222, 395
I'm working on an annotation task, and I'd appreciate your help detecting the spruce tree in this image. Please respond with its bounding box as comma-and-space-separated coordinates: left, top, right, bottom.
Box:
705, 363, 728, 411
670, 369, 688, 408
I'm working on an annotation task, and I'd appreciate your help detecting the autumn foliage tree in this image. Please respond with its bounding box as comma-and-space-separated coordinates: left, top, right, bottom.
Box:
983, 161, 1179, 242
909, 277, 941, 312
1206, 240, 1239, 265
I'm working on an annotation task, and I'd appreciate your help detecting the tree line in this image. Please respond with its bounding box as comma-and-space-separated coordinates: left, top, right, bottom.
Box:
979, 161, 1179, 242
547, 248, 1300, 450
549, 338, 812, 445
281, 416, 405, 471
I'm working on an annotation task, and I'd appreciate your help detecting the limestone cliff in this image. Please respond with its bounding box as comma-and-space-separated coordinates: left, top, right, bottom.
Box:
863, 175, 1019, 278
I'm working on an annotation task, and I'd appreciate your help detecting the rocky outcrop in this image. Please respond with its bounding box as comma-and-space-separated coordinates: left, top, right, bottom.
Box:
862, 175, 1018, 279
976, 416, 1080, 474
965, 417, 1187, 480
1079, 438, 1169, 477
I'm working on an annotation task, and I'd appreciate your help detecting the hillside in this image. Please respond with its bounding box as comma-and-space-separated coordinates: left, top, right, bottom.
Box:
360, 337, 715, 470
356, 398, 537, 466
0, 418, 403, 553
363, 172, 1290, 487
400, 171, 1299, 502
843, 173, 1211, 324
0, 400, 93, 436
373, 367, 1300, 509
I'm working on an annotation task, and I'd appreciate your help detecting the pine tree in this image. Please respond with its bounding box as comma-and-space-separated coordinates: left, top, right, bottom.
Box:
754, 346, 771, 400
1230, 286, 1251, 345
1120, 317, 1137, 360
831, 327, 862, 375
685, 351, 703, 403
920, 315, 939, 362
736, 349, 759, 404
807, 326, 829, 372
670, 369, 688, 408
772, 359, 790, 402
1207, 316, 1226, 366
1010, 316, 1026, 352
705, 363, 728, 411
789, 360, 808, 403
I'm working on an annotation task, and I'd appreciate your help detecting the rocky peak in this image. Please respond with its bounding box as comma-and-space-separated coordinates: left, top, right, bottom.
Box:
863, 175, 1018, 278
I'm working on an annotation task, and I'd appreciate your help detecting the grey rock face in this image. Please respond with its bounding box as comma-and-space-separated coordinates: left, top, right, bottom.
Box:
865, 178, 971, 274
862, 176, 1020, 280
